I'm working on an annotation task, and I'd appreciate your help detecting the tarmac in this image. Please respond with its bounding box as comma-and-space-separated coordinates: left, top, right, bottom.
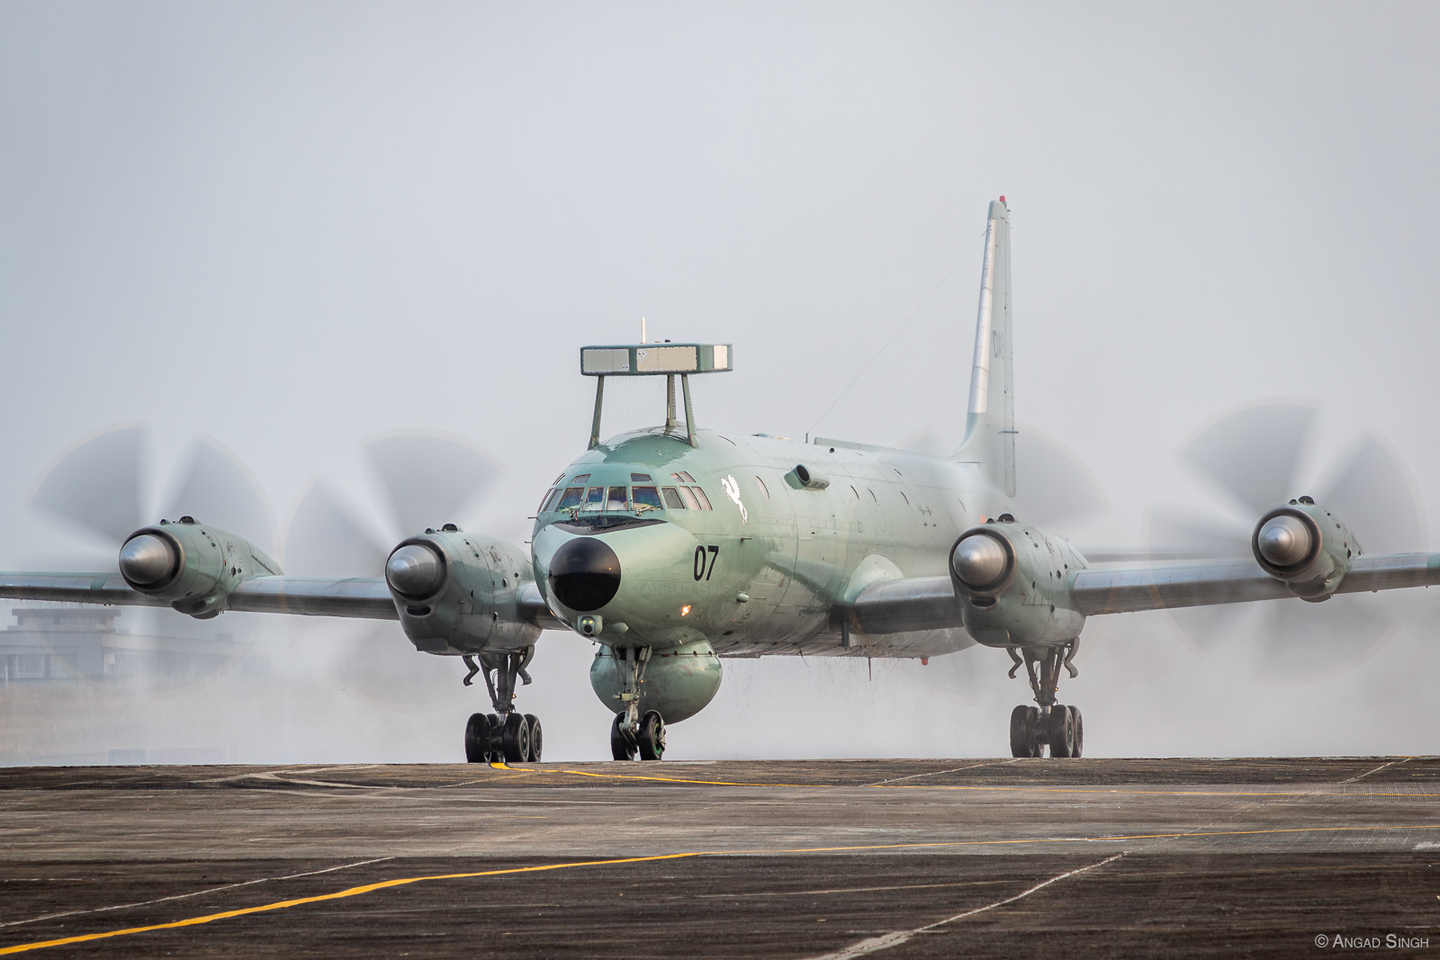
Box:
0, 758, 1437, 958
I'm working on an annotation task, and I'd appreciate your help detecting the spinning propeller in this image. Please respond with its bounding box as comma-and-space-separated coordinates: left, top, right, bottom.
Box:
1148, 401, 1427, 680
24, 423, 276, 687
282, 430, 504, 708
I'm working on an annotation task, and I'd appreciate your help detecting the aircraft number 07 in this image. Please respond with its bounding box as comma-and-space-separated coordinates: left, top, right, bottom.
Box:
693, 545, 720, 581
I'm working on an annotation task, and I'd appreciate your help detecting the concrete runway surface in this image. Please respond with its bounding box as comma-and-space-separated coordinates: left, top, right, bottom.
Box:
0, 758, 1437, 958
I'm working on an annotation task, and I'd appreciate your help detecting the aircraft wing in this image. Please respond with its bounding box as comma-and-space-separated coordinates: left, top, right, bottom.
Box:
849, 576, 963, 635
850, 552, 1440, 633
0, 572, 397, 619
0, 574, 567, 630
0, 574, 174, 610
1070, 553, 1440, 615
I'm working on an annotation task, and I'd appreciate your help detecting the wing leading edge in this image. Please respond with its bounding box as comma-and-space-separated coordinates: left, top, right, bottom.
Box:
0, 574, 567, 631
849, 552, 1440, 636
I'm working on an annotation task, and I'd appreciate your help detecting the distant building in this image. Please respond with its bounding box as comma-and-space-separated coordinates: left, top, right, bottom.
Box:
0, 604, 244, 683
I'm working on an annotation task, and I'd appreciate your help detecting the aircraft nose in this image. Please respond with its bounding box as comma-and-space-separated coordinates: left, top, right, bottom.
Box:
548, 537, 622, 612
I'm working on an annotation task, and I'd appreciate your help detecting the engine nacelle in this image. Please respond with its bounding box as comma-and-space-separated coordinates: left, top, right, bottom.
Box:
1252, 497, 1355, 600
385, 526, 541, 655
589, 640, 722, 723
948, 518, 1087, 648
119, 517, 281, 618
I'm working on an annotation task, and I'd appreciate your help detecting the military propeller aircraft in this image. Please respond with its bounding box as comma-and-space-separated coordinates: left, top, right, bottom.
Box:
5, 198, 1438, 762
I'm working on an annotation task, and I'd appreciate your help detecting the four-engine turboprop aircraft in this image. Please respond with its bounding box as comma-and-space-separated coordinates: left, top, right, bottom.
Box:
5, 198, 1439, 762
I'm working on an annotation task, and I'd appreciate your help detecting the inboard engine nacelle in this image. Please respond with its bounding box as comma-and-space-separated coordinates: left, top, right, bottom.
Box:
119, 517, 280, 618
1252, 497, 1355, 600
948, 518, 1087, 648
385, 526, 540, 655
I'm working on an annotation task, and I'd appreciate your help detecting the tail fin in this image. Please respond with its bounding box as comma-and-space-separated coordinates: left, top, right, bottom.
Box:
955, 198, 1015, 497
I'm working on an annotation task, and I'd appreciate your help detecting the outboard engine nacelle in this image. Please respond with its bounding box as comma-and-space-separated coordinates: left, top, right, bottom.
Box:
385, 526, 540, 654
948, 517, 1087, 648
1252, 497, 1355, 600
119, 517, 280, 618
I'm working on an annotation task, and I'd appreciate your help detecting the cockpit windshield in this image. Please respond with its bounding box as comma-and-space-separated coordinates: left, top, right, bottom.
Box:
540, 475, 715, 519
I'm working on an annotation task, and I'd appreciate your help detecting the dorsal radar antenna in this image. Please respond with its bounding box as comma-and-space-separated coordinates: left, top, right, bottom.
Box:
579, 342, 733, 449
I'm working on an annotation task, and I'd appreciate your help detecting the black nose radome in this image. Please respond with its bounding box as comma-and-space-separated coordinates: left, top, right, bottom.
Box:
549, 537, 621, 612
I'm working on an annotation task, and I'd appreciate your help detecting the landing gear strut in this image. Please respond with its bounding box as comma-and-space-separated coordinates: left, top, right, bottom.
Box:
608, 646, 665, 761
462, 647, 544, 763
1006, 641, 1083, 759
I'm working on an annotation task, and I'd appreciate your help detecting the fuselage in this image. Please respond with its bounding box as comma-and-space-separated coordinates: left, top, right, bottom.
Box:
531, 426, 1018, 658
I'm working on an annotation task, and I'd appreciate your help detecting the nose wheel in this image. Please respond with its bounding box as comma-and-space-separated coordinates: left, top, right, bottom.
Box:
1007, 642, 1084, 758
611, 712, 636, 760
611, 710, 665, 761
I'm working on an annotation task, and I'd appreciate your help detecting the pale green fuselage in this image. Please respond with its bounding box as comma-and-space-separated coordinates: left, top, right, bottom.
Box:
532, 426, 1017, 659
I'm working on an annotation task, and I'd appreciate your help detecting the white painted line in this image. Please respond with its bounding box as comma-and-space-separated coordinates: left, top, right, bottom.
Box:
803, 853, 1124, 960
1339, 758, 1410, 784
0, 857, 394, 929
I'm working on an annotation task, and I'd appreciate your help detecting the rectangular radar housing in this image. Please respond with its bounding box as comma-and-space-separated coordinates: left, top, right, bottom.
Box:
580, 344, 732, 376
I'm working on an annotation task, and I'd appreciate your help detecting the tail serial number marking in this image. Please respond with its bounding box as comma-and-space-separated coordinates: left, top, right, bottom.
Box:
693, 545, 720, 581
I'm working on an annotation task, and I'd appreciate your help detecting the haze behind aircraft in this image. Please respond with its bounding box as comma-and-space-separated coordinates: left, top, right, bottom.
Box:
5, 198, 1437, 763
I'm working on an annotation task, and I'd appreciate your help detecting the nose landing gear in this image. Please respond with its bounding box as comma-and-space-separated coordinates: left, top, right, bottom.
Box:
1006, 641, 1084, 758
608, 646, 666, 761
462, 648, 544, 763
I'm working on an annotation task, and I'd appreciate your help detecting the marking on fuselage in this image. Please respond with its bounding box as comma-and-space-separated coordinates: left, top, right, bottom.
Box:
721, 475, 747, 523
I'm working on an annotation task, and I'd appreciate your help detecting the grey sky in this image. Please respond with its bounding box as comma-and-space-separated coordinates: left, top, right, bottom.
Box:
2, 2, 1438, 762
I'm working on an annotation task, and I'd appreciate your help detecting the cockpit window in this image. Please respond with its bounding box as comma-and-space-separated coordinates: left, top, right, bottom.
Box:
572, 474, 591, 484
671, 471, 696, 483
538, 488, 559, 513
689, 486, 713, 510
633, 486, 663, 511
630, 472, 653, 482
545, 480, 687, 518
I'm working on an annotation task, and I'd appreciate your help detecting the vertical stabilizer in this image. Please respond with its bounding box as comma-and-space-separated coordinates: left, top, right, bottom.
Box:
955, 198, 1015, 496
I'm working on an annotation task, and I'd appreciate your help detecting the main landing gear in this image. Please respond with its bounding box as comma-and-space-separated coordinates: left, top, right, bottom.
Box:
462, 648, 544, 763
609, 646, 665, 761
1006, 641, 1084, 759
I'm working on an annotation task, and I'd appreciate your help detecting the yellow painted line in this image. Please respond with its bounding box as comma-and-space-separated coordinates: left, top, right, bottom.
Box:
5, 823, 1440, 954
552, 768, 812, 787
0, 853, 708, 956
490, 763, 804, 787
